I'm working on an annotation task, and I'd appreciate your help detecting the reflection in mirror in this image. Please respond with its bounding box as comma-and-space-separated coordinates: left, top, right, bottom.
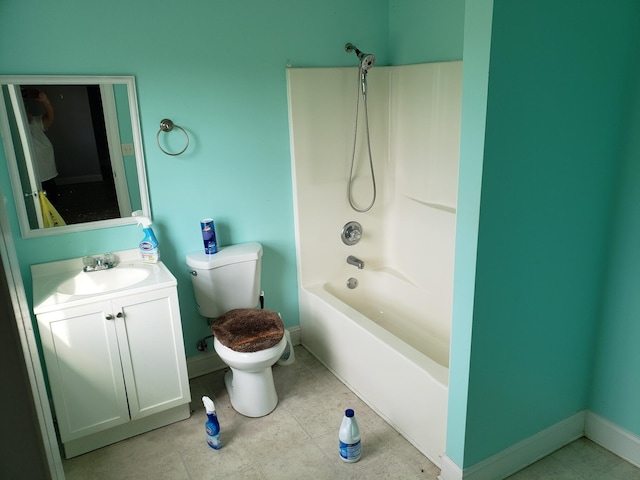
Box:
0, 76, 150, 238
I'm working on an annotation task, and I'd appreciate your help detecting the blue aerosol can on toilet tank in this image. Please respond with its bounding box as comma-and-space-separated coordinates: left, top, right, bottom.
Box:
200, 218, 218, 254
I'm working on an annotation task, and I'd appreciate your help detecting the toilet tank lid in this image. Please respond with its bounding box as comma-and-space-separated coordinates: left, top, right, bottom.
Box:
186, 242, 263, 270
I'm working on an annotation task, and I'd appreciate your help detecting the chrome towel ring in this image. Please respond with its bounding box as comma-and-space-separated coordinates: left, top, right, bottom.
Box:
156, 118, 189, 156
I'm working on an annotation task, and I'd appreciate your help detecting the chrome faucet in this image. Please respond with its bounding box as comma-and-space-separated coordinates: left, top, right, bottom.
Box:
347, 255, 364, 269
83, 253, 116, 272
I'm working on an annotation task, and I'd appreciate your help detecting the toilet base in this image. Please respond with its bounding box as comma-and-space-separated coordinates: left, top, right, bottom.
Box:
224, 367, 279, 417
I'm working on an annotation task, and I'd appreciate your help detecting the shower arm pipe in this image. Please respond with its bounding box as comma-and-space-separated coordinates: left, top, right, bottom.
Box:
345, 42, 363, 58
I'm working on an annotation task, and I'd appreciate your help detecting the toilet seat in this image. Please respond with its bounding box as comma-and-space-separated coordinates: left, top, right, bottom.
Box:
210, 308, 284, 353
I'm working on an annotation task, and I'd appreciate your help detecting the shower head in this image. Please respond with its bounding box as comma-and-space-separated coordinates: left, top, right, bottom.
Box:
359, 54, 375, 72
345, 43, 376, 72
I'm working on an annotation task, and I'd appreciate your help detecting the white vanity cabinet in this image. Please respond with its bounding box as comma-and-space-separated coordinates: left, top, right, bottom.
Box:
32, 252, 191, 458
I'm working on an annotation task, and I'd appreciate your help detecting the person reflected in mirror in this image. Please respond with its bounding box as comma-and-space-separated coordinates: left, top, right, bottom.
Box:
23, 88, 59, 206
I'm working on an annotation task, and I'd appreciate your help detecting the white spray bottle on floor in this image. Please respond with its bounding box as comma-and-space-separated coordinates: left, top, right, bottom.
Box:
339, 408, 361, 462
202, 396, 222, 450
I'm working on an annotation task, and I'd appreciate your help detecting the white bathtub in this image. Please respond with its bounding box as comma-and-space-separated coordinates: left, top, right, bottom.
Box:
299, 269, 449, 466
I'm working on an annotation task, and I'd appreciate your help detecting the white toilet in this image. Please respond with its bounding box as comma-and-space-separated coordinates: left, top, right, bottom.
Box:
186, 242, 289, 417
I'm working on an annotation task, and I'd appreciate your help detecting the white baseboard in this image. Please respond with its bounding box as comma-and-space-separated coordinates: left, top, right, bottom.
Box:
439, 411, 640, 479
287, 325, 301, 345
187, 349, 226, 379
438, 454, 463, 480
187, 326, 301, 379
585, 412, 640, 468
439, 411, 586, 480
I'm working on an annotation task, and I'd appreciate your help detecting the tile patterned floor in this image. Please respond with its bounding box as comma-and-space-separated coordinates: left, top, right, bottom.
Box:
63, 346, 640, 479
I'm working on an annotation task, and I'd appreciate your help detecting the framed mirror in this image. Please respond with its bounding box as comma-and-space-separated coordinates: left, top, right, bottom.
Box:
0, 75, 150, 238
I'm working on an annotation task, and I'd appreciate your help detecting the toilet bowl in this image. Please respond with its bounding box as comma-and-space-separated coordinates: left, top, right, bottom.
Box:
186, 242, 292, 418
214, 335, 287, 417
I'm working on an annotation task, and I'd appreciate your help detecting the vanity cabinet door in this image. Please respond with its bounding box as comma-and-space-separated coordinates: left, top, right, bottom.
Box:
112, 287, 190, 421
37, 302, 130, 442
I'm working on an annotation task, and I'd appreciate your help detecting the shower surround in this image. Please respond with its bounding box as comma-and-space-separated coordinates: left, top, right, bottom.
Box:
287, 61, 462, 464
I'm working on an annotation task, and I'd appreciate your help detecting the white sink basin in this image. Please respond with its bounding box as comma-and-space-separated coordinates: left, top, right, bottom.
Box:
57, 267, 151, 295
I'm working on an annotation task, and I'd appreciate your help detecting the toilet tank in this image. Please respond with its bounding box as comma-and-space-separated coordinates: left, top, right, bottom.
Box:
186, 242, 263, 318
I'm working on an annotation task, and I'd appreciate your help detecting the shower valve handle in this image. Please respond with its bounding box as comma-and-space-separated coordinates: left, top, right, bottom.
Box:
341, 221, 363, 246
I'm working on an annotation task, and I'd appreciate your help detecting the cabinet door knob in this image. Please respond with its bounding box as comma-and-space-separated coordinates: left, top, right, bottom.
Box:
105, 314, 114, 320
116, 312, 123, 318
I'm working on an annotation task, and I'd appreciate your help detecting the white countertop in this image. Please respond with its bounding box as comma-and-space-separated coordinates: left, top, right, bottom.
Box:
32, 249, 177, 314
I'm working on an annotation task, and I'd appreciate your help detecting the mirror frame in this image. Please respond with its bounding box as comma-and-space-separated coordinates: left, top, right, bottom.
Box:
0, 75, 151, 238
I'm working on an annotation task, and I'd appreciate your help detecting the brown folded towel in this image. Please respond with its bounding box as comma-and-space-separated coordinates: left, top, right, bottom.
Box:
211, 308, 284, 353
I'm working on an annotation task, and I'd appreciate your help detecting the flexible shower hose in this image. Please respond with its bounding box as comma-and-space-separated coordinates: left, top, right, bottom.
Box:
348, 65, 377, 213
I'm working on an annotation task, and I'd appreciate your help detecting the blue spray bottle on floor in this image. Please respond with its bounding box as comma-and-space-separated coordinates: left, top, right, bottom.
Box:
202, 396, 222, 449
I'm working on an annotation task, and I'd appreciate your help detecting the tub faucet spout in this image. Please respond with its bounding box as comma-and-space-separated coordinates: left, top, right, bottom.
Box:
347, 255, 364, 269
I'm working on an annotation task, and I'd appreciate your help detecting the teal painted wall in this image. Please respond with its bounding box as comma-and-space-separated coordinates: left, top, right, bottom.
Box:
590, 25, 640, 436
0, 0, 389, 358
388, 0, 465, 64
454, 0, 640, 468
446, 0, 494, 467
